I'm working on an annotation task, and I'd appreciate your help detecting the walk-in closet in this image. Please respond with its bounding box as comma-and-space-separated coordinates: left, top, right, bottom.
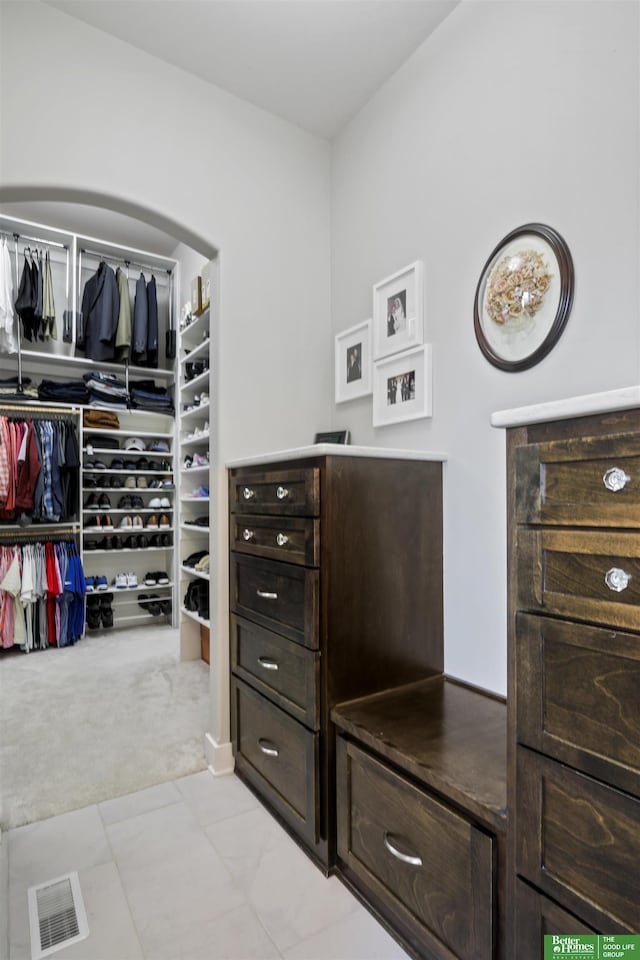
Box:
0, 207, 217, 829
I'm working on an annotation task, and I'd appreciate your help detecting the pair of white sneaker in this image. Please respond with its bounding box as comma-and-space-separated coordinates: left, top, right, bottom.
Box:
113, 572, 138, 589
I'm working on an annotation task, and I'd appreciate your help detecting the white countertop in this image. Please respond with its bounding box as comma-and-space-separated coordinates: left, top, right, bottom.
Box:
491, 386, 640, 429
226, 443, 448, 469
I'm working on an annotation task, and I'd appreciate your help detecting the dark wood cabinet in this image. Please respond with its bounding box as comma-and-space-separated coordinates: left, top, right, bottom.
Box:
228, 451, 444, 870
333, 677, 507, 960
507, 408, 640, 952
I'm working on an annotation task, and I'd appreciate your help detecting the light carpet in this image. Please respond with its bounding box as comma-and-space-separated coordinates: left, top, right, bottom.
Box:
0, 624, 209, 829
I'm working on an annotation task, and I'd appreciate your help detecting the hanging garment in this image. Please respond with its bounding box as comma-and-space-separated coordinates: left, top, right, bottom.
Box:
41, 251, 57, 340
14, 251, 38, 340
15, 421, 42, 517
146, 275, 158, 368
1, 549, 26, 648
0, 238, 17, 354
35, 250, 44, 335
78, 261, 120, 361
132, 273, 148, 365
115, 267, 132, 362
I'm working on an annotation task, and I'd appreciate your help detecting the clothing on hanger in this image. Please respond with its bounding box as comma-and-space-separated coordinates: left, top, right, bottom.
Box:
41, 250, 57, 340
132, 272, 148, 366
0, 238, 17, 354
115, 266, 132, 362
78, 260, 119, 361
14, 250, 38, 340
146, 275, 158, 368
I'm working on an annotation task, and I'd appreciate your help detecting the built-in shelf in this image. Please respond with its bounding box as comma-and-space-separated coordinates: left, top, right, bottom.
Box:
79, 487, 175, 495
112, 612, 170, 625
182, 338, 210, 364
180, 434, 210, 448
180, 523, 210, 533
180, 308, 209, 341
89, 582, 173, 594
180, 606, 210, 628
83, 527, 174, 535
83, 448, 174, 458
180, 368, 210, 392
82, 508, 173, 515
180, 496, 209, 503
180, 402, 210, 421
82, 428, 174, 440
181, 464, 209, 474
84, 545, 172, 554
83, 469, 173, 476
20, 348, 175, 381
180, 565, 210, 581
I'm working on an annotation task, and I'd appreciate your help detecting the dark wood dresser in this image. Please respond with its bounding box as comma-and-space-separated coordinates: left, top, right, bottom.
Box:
504, 404, 640, 953
228, 447, 445, 871
332, 677, 507, 960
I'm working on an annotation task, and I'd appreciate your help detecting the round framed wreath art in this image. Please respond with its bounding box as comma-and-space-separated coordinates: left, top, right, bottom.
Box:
473, 223, 574, 372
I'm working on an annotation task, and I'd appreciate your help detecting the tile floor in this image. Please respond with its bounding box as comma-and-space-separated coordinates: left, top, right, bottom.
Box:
6, 771, 409, 960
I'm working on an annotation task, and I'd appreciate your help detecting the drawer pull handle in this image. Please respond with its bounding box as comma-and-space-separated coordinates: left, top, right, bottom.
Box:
276, 485, 289, 500
242, 486, 255, 500
383, 832, 422, 868
256, 589, 278, 600
276, 533, 289, 547
242, 528, 255, 541
605, 567, 632, 592
258, 656, 279, 671
258, 739, 279, 757
603, 467, 631, 492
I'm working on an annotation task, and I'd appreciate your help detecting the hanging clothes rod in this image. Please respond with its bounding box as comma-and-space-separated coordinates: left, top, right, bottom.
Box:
80, 247, 172, 276
3, 230, 68, 250
0, 526, 79, 540
0, 404, 81, 416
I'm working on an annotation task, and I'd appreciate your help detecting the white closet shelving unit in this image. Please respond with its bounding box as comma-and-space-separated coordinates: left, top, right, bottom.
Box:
0, 212, 182, 639
177, 305, 212, 658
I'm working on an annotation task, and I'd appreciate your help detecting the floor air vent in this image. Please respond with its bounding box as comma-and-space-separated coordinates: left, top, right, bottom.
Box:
28, 871, 89, 960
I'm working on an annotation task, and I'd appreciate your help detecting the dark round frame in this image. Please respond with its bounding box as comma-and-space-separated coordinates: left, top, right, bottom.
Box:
473, 222, 574, 372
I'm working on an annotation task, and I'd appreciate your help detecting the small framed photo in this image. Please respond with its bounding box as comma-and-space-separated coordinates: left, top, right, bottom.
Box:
373, 261, 423, 359
334, 320, 372, 404
373, 345, 432, 427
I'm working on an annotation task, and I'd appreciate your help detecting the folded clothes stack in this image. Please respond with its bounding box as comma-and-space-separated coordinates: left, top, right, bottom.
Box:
0, 375, 38, 402
83, 408, 120, 430
83, 371, 128, 409
38, 378, 91, 404
129, 378, 173, 413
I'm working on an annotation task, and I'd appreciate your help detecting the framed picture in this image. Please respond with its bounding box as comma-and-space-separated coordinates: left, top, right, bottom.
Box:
373, 261, 423, 359
473, 223, 574, 372
373, 345, 432, 427
334, 320, 372, 403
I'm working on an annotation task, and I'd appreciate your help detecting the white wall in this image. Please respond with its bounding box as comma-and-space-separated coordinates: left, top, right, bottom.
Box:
0, 0, 332, 463
331, 0, 640, 694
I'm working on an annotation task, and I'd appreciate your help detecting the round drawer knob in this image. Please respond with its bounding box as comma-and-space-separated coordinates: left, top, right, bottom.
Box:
276, 486, 289, 500
603, 467, 631, 492
242, 528, 254, 541
242, 487, 255, 500
605, 567, 632, 592
276, 533, 289, 547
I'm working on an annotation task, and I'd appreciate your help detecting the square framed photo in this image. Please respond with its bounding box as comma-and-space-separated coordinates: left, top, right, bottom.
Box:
372, 345, 432, 427
373, 261, 423, 359
334, 320, 372, 404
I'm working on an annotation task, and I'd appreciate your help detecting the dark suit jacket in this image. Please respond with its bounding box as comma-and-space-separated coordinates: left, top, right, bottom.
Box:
132, 273, 148, 365
146, 275, 158, 368
78, 262, 119, 361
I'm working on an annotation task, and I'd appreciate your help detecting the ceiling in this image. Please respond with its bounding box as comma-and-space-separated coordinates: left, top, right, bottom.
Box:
45, 0, 459, 139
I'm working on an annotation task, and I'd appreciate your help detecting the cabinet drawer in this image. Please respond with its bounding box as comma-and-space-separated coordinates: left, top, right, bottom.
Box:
514, 880, 598, 959
230, 554, 319, 649
516, 748, 640, 932
230, 514, 319, 567
518, 528, 640, 631
337, 738, 494, 960
517, 613, 640, 796
230, 468, 320, 516
231, 679, 319, 845
516, 435, 640, 527
230, 615, 319, 728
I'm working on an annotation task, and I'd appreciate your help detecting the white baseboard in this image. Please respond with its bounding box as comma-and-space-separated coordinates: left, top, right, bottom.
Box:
204, 733, 234, 776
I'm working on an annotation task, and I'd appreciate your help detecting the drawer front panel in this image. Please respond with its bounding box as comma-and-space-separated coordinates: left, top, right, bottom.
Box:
230, 468, 320, 516
516, 748, 640, 932
516, 436, 640, 527
230, 514, 320, 567
232, 679, 319, 844
515, 880, 598, 960
337, 738, 494, 960
231, 615, 319, 728
230, 554, 319, 649
517, 614, 640, 795
518, 528, 640, 631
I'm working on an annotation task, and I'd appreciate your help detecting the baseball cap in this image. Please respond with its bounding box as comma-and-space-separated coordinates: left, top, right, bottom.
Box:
124, 437, 146, 451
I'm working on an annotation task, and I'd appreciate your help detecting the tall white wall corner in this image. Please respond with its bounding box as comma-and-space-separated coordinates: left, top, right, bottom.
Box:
204, 733, 235, 776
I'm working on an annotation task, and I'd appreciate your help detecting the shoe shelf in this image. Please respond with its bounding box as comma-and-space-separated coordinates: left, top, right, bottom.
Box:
90, 582, 173, 594
180, 523, 210, 533
182, 338, 210, 364
180, 565, 210, 581
83, 469, 174, 475
81, 487, 175, 495
113, 612, 171, 625
180, 606, 210, 628
85, 545, 173, 554
180, 433, 210, 448
181, 464, 209, 474
83, 526, 174, 534
82, 428, 174, 440
181, 496, 210, 502
180, 368, 210, 393
180, 306, 209, 341
83, 508, 173, 515
180, 401, 210, 421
